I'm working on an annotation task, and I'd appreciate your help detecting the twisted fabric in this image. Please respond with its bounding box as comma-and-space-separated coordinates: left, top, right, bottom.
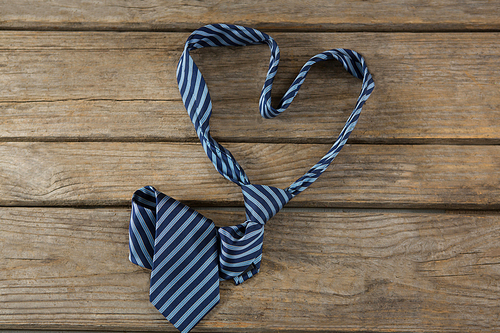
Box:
129, 24, 374, 333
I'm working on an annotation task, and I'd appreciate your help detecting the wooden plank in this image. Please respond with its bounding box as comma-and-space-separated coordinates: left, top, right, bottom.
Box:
0, 142, 498, 209
0, 0, 499, 32
1, 32, 499, 143
1, 207, 499, 331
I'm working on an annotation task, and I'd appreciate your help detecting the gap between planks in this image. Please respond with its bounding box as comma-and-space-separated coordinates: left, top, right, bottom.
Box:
2, 26, 500, 33
1, 137, 500, 146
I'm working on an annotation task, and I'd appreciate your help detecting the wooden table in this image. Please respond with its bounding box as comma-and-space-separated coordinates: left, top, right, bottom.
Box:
1, 1, 499, 332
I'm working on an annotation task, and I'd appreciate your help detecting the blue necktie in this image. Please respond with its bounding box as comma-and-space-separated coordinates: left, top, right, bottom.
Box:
129, 24, 374, 333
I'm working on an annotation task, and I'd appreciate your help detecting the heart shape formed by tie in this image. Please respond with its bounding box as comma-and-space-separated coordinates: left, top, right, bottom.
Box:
129, 24, 374, 333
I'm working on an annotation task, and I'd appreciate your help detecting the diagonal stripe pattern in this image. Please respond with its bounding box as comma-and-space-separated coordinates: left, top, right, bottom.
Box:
129, 24, 375, 332
130, 186, 220, 333
218, 184, 293, 284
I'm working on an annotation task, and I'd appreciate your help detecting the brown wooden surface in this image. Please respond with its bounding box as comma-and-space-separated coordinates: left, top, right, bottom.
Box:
1, 208, 500, 331
1, 0, 499, 32
0, 142, 499, 209
1, 32, 499, 143
0, 1, 499, 332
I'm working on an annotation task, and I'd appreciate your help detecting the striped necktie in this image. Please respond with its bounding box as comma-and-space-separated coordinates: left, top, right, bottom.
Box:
129, 24, 374, 333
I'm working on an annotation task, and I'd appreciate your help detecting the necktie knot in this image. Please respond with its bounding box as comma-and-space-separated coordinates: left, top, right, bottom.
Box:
240, 184, 293, 224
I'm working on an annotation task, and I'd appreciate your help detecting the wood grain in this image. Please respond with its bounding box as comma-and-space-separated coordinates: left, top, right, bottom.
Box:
1, 207, 499, 331
1, 32, 499, 143
0, 142, 498, 209
1, 0, 499, 32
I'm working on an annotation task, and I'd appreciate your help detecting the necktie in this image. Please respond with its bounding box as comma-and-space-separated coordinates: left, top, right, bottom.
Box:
128, 24, 374, 333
